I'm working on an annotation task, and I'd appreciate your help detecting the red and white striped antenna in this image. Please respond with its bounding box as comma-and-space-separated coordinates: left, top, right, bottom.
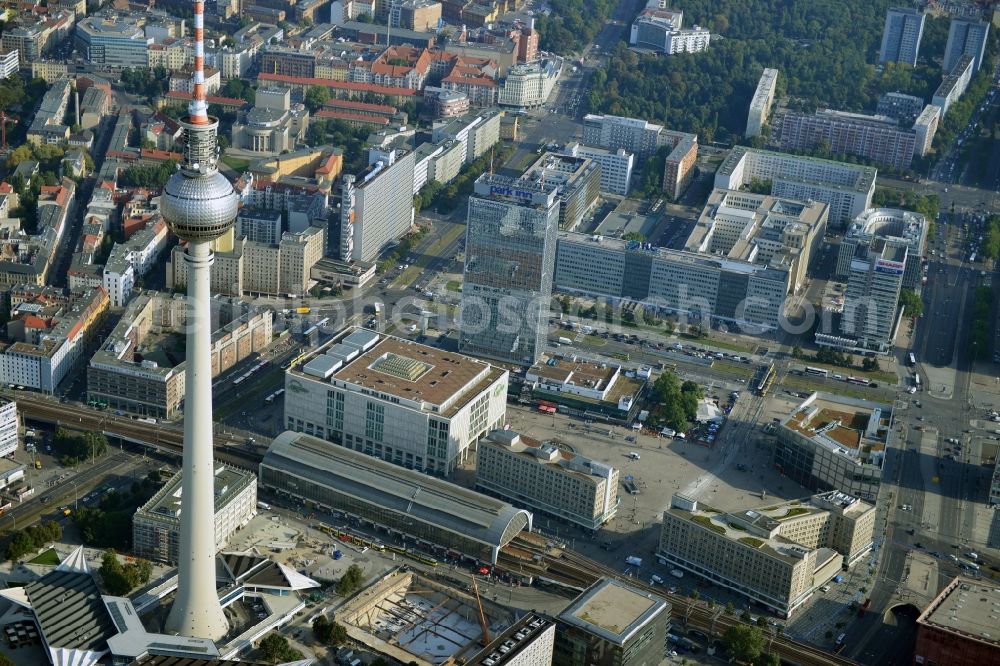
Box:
189, 0, 209, 125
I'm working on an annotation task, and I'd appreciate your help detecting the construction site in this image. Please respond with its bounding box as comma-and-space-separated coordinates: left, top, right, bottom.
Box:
335, 570, 516, 666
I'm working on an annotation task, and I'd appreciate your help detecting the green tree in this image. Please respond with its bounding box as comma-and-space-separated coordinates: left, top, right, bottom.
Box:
792, 345, 803, 359
897, 289, 924, 318
6, 145, 32, 168
722, 624, 766, 664
313, 615, 349, 646
724, 601, 736, 615
763, 652, 782, 666
336, 564, 367, 596
259, 632, 292, 663
0, 653, 15, 666
304, 84, 330, 112
740, 609, 752, 622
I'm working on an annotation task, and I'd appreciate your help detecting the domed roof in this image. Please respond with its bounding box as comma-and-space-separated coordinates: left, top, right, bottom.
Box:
161, 169, 239, 242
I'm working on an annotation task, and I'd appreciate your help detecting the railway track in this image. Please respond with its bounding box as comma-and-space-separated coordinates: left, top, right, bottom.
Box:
509, 537, 856, 666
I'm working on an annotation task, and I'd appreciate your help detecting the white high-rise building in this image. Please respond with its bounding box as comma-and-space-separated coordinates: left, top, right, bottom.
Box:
943, 18, 990, 74
0, 399, 17, 458
879, 7, 925, 66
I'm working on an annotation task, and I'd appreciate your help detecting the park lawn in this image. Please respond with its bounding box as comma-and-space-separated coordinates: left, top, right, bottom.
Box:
446, 280, 462, 292
713, 361, 755, 379
220, 155, 250, 171
28, 548, 61, 566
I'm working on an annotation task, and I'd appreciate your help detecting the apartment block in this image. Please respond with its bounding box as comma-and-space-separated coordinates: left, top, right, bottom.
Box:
555, 579, 670, 666
944, 18, 990, 73
0, 287, 109, 393
661, 130, 698, 199
779, 109, 916, 171
563, 143, 634, 196
235, 208, 283, 245
339, 148, 415, 262
88, 293, 272, 418
715, 147, 876, 224
398, 0, 442, 31
879, 7, 925, 66
630, 8, 709, 55
658, 491, 875, 618
0, 49, 18, 80
774, 392, 891, 501
133, 465, 256, 564
837, 207, 927, 289
459, 175, 560, 366
582, 114, 663, 155
430, 109, 502, 164
912, 105, 940, 156
746, 68, 779, 137
933, 55, 975, 117
476, 430, 619, 530
168, 226, 324, 295
523, 153, 601, 230
688, 188, 828, 293
284, 328, 508, 475
554, 232, 790, 332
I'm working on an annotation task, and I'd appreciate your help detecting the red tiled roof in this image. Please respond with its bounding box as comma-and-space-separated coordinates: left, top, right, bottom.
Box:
316, 109, 390, 125
140, 148, 183, 162
163, 91, 247, 106
323, 98, 397, 114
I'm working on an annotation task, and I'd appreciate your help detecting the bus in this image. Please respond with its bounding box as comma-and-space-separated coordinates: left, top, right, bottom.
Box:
537, 400, 557, 414
847, 376, 871, 386
907, 353, 916, 366
805, 366, 829, 377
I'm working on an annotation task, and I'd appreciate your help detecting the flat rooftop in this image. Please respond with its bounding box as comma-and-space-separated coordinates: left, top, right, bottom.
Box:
781, 393, 891, 461
919, 577, 1000, 646
717, 147, 877, 193
559, 579, 667, 645
484, 430, 615, 483
136, 465, 255, 522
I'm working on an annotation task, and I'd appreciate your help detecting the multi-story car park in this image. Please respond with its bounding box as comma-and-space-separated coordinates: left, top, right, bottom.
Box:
658, 491, 876, 618
284, 328, 508, 475
259, 431, 532, 564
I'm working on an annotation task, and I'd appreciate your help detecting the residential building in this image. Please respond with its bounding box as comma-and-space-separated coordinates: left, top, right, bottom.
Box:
0, 287, 109, 393
168, 226, 325, 295
0, 49, 18, 80
912, 104, 940, 156
261, 45, 317, 79
498, 59, 561, 109
26, 79, 72, 147
689, 188, 828, 294
876, 92, 925, 124
564, 143, 634, 196
582, 113, 663, 155
284, 328, 508, 475
235, 208, 283, 244
554, 579, 670, 666
661, 130, 698, 199
774, 392, 891, 501
467, 614, 555, 666
76, 14, 152, 70
398, 0, 442, 31
879, 7, 925, 66
523, 152, 601, 230
339, 148, 415, 262
0, 399, 18, 458
431, 109, 502, 164
823, 238, 907, 353
133, 465, 257, 564
944, 18, 990, 74
425, 86, 471, 118
915, 577, 1000, 666
79, 86, 112, 131
477, 430, 619, 530
102, 218, 170, 307
630, 8, 708, 54
933, 55, 975, 117
554, 232, 790, 332
459, 174, 560, 366
837, 208, 927, 289
87, 293, 272, 418
658, 491, 876, 618
746, 68, 779, 137
260, 431, 531, 563
168, 65, 221, 95
231, 87, 310, 153
30, 60, 70, 82
1, 11, 73, 63
714, 147, 877, 224
779, 109, 916, 171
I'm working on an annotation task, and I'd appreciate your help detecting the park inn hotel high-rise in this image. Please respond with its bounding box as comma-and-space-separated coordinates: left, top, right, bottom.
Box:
459, 174, 560, 366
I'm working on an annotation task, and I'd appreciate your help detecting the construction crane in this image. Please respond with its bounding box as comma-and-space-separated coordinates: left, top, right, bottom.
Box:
470, 573, 490, 646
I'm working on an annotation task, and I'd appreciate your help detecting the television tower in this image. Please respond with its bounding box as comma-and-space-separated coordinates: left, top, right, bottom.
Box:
160, 0, 238, 641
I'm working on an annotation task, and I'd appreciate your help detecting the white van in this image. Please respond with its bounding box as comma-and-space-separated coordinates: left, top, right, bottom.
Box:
627, 452, 641, 460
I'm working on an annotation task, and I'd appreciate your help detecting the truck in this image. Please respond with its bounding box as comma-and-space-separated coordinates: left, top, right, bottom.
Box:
625, 555, 642, 567
558, 337, 573, 345
374, 302, 383, 318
